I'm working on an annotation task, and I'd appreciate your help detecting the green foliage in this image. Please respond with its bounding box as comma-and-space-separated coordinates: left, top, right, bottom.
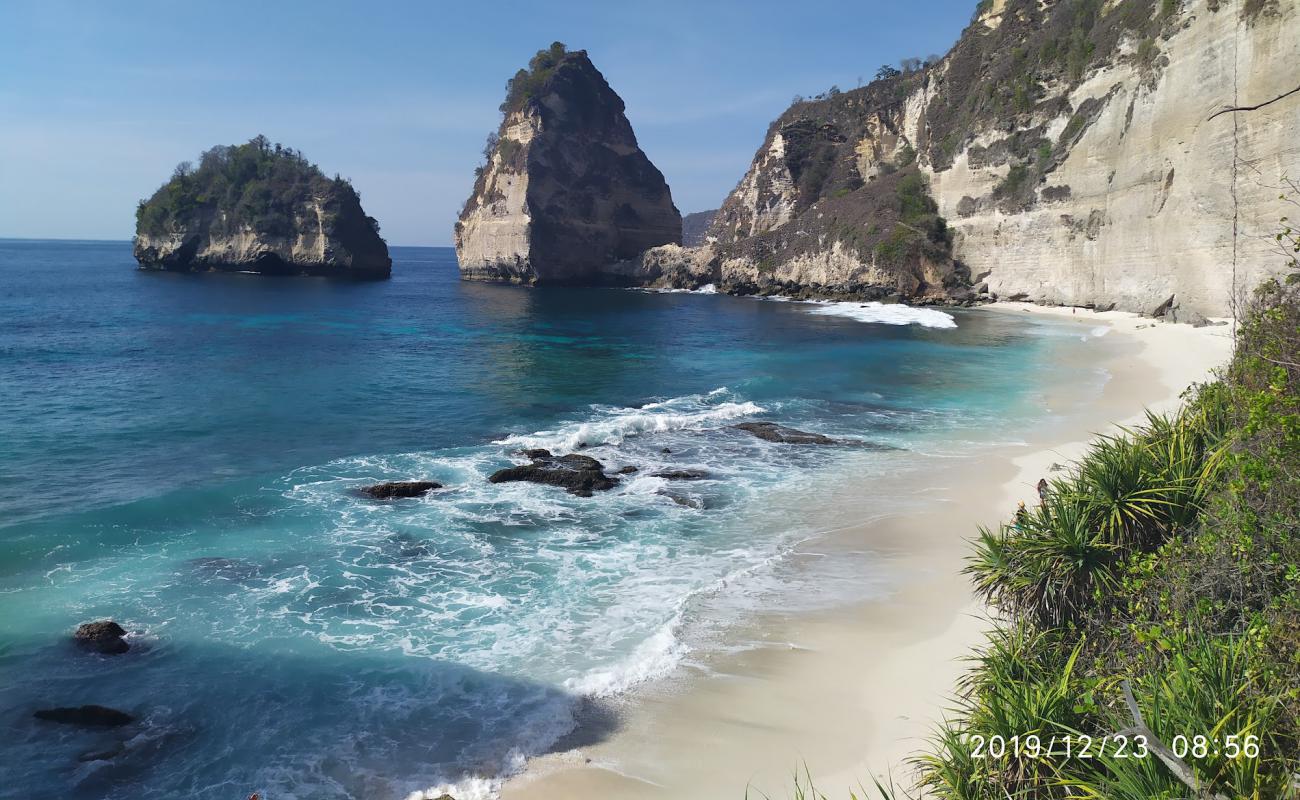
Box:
993, 164, 1031, 200
500, 41, 568, 115
135, 136, 361, 239
922, 274, 1300, 799
870, 170, 951, 268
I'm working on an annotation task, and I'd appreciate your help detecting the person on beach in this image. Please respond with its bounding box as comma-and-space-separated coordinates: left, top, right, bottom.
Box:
1037, 477, 1049, 506
1015, 500, 1029, 527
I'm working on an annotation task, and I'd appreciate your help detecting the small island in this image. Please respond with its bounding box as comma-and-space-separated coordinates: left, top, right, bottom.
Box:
455, 43, 681, 284
133, 136, 391, 279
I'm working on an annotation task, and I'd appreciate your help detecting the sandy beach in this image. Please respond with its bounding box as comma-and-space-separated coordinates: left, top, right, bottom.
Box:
499, 303, 1235, 800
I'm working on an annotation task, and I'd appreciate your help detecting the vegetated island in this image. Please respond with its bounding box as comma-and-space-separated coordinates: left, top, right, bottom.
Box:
133, 136, 391, 279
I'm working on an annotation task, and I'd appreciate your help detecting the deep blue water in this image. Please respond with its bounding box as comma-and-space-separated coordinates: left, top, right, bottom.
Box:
0, 240, 1110, 799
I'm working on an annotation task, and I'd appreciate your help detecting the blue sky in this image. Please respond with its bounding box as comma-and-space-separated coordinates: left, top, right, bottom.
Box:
0, 1, 974, 246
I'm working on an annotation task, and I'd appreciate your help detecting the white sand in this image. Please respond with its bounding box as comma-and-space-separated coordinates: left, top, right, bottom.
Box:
499, 303, 1234, 800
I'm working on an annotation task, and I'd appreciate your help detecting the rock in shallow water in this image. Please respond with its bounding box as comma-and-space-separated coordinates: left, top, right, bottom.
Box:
34, 705, 134, 727
733, 422, 837, 445
74, 620, 129, 655
359, 481, 442, 499
489, 452, 619, 497
649, 469, 709, 480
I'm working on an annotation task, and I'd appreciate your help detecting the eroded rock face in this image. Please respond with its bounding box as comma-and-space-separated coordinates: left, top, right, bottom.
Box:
134, 137, 391, 279
683, 0, 1298, 315
456, 47, 681, 284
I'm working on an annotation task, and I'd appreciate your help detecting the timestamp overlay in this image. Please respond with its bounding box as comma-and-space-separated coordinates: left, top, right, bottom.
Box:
966, 733, 1262, 761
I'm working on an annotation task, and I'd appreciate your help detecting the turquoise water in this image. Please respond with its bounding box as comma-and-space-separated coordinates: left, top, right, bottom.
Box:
0, 240, 1109, 799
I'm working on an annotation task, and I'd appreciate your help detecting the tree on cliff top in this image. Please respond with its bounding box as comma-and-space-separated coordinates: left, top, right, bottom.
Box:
499, 41, 569, 115
135, 137, 376, 239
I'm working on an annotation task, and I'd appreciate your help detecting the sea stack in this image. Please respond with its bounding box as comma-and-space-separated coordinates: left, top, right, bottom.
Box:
133, 136, 391, 279
455, 43, 681, 284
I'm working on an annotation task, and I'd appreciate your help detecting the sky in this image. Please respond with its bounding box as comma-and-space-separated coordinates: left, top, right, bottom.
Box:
0, 1, 975, 246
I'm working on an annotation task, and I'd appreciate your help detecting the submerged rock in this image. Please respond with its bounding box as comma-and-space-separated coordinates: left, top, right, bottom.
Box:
733, 422, 837, 445
456, 43, 680, 284
649, 469, 709, 480
359, 481, 442, 500
74, 620, 129, 655
489, 452, 619, 497
134, 136, 391, 279
34, 705, 134, 727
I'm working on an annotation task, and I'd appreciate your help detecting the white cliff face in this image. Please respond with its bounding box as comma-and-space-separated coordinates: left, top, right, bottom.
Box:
924, 0, 1298, 315
133, 196, 391, 278
712, 132, 800, 241
706, 0, 1296, 313
454, 113, 540, 283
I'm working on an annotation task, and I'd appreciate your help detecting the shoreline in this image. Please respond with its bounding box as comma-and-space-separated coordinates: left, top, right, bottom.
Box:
494, 302, 1234, 800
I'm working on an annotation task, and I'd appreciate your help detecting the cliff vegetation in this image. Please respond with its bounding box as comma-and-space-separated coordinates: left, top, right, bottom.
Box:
135, 135, 380, 241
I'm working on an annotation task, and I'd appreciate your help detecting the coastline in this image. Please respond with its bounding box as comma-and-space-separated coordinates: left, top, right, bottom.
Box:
495, 302, 1235, 800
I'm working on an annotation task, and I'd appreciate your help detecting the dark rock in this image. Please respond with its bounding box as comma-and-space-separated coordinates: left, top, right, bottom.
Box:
615, 465, 639, 475
1008, 292, 1030, 302
34, 705, 134, 727
74, 621, 129, 655
457, 47, 681, 284
649, 469, 709, 480
661, 447, 673, 454
1095, 302, 1117, 312
734, 422, 837, 445
359, 481, 442, 500
489, 451, 619, 497
519, 448, 553, 460
974, 282, 989, 294
1151, 293, 1176, 317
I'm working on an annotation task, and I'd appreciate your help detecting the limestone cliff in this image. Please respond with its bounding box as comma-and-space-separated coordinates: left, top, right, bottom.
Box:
134, 137, 391, 279
455, 43, 681, 284
707, 0, 1298, 315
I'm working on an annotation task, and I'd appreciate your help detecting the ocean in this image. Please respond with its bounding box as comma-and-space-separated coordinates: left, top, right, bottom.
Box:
0, 239, 1113, 799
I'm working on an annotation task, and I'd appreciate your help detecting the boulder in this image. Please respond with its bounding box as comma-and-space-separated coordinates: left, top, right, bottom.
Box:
615, 465, 639, 475
734, 422, 837, 445
489, 452, 619, 497
649, 469, 709, 480
74, 620, 129, 655
359, 481, 442, 500
34, 705, 134, 727
1151, 294, 1177, 318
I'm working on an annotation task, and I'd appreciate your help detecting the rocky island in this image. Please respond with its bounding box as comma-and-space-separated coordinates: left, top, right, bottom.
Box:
133, 136, 391, 279
455, 43, 681, 284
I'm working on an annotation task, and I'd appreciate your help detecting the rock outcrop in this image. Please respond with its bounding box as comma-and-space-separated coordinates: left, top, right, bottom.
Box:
488, 449, 620, 496
701, 0, 1298, 315
358, 481, 442, 499
455, 43, 681, 284
134, 136, 391, 279
734, 422, 838, 445
74, 620, 129, 655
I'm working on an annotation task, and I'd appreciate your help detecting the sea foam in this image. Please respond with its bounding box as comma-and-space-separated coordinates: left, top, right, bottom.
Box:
803, 300, 958, 328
